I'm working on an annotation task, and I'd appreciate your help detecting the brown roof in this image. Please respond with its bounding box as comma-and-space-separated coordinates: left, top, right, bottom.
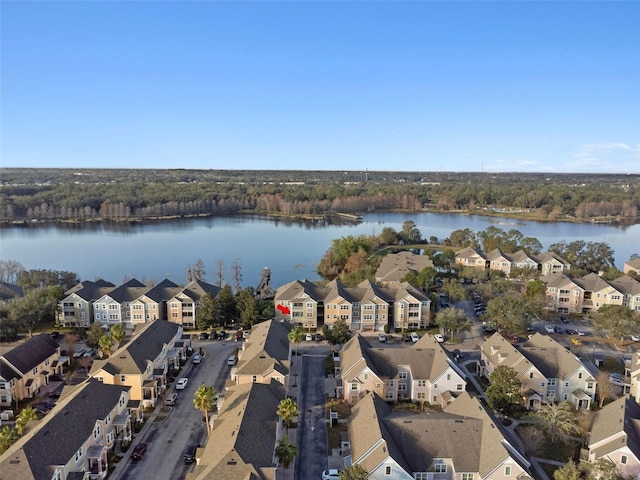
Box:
375, 252, 434, 282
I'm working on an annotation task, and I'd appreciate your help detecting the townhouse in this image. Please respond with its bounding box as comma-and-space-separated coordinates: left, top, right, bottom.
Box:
626, 352, 640, 403
88, 319, 182, 410
232, 319, 291, 386
454, 248, 570, 278
532, 252, 571, 276
480, 333, 598, 410
274, 279, 431, 332
91, 279, 151, 329
580, 395, 640, 478
0, 334, 63, 407
344, 391, 531, 480
454, 246, 488, 269
374, 251, 434, 283
0, 281, 24, 304
339, 334, 465, 406
129, 278, 181, 326
541, 272, 640, 315
57, 280, 115, 328
541, 273, 585, 314
485, 249, 515, 276
185, 379, 285, 480
0, 379, 131, 480
166, 279, 220, 329
624, 257, 640, 275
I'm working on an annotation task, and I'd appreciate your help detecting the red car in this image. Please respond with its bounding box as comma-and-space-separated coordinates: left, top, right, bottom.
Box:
131, 442, 147, 460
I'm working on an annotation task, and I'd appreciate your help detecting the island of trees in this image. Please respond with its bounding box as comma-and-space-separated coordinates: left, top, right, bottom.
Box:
1, 168, 638, 225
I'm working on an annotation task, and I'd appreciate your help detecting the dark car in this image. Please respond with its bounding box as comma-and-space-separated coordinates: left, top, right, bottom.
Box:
554, 326, 564, 334
560, 316, 570, 323
198, 332, 209, 340
132, 442, 148, 460
453, 349, 464, 361
184, 444, 199, 463
315, 333, 323, 342
566, 329, 577, 335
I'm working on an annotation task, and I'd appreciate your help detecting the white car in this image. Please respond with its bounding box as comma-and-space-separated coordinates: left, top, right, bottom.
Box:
544, 325, 555, 334
378, 333, 387, 343
305, 333, 313, 341
175, 378, 188, 390
434, 334, 445, 343
631, 335, 640, 342
192, 354, 202, 364
322, 470, 341, 480
410, 332, 420, 343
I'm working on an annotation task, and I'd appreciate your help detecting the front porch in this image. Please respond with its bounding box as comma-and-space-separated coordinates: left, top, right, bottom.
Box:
83, 444, 108, 480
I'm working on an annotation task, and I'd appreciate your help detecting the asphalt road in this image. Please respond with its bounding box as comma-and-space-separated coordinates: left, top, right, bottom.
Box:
294, 352, 329, 480
115, 339, 236, 480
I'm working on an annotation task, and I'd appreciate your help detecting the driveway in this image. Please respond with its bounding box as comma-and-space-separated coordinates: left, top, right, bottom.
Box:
294, 350, 330, 480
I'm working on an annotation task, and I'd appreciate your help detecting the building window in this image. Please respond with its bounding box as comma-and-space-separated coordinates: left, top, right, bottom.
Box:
399, 384, 407, 391
505, 466, 511, 476
416, 474, 429, 480
417, 380, 426, 387
434, 463, 447, 473
456, 384, 463, 391
462, 474, 474, 480
578, 372, 582, 379
385, 466, 392, 475
621, 455, 627, 464
252, 375, 257, 383
364, 373, 369, 380
351, 383, 358, 391
587, 382, 593, 389
120, 375, 126, 382
398, 372, 407, 379
446, 374, 451, 380
529, 372, 534, 379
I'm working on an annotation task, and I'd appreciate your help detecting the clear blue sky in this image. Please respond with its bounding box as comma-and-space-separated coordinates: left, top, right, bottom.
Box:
1, 1, 638, 173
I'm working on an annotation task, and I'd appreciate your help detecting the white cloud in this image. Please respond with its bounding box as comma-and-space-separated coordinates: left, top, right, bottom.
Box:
572, 143, 640, 173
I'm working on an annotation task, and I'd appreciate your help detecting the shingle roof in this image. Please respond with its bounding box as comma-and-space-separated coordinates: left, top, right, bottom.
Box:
589, 395, 640, 460
64, 279, 115, 301
235, 320, 291, 379
455, 246, 486, 260
185, 380, 284, 480
178, 279, 221, 301
141, 278, 181, 302
1, 334, 59, 376
0, 282, 24, 301
89, 319, 180, 375
608, 275, 640, 296
274, 279, 323, 302
0, 380, 129, 480
575, 273, 617, 293
520, 333, 587, 380
375, 252, 434, 282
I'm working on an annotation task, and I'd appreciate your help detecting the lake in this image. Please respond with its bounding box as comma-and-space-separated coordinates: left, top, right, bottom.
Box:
1, 212, 639, 289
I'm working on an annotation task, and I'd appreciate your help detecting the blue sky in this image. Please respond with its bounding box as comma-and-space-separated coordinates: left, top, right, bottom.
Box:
2, 1, 638, 173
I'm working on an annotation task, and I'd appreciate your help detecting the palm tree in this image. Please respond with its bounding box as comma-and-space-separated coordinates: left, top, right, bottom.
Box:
15, 407, 39, 435
193, 384, 216, 434
275, 435, 297, 469
288, 326, 304, 358
110, 323, 126, 348
276, 397, 298, 433
98, 334, 114, 359
527, 401, 579, 444
0, 426, 18, 454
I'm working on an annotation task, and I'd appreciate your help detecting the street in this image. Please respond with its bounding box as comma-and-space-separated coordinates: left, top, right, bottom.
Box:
114, 339, 236, 480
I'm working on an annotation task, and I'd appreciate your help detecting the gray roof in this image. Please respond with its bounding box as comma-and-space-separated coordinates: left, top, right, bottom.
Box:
589, 395, 640, 460
274, 279, 323, 302
90, 319, 180, 375
177, 279, 221, 302
102, 278, 149, 303
236, 320, 291, 379
141, 278, 181, 302
64, 279, 115, 301
375, 252, 434, 282
1, 334, 59, 378
608, 274, 640, 296
186, 380, 284, 480
0, 380, 130, 480
574, 272, 618, 294
521, 333, 593, 380
0, 282, 24, 301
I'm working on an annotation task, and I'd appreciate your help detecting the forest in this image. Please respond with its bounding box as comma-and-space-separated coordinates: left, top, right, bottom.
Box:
1, 168, 639, 225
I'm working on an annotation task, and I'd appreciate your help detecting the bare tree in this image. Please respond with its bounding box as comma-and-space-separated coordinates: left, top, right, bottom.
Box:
231, 258, 243, 293
575, 409, 594, 447
596, 370, 617, 408
214, 259, 225, 287
518, 425, 545, 457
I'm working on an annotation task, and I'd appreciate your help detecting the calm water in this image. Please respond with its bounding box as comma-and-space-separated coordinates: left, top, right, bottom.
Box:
1, 213, 639, 289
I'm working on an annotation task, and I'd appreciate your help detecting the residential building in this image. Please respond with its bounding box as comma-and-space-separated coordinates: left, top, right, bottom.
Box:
581, 395, 640, 478
166, 279, 220, 329
375, 251, 434, 283
57, 280, 115, 328
454, 246, 488, 269
274, 279, 430, 332
0, 281, 24, 304
480, 333, 598, 410
232, 320, 291, 386
89, 319, 182, 409
575, 273, 624, 314
0, 379, 131, 480
486, 248, 514, 276
541, 273, 585, 314
339, 334, 465, 406
624, 258, 640, 275
129, 278, 181, 326
92, 279, 150, 330
510, 250, 539, 271
626, 352, 640, 404
608, 274, 640, 312
344, 391, 531, 480
0, 333, 63, 407
185, 380, 285, 480
532, 252, 571, 276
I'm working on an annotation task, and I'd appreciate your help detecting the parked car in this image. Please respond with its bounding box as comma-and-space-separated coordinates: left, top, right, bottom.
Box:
305, 333, 313, 341
560, 316, 570, 323
410, 332, 420, 343
453, 349, 464, 361
565, 328, 577, 335
198, 332, 209, 340
433, 334, 445, 343
322, 470, 341, 480
184, 444, 199, 464
176, 377, 188, 390
571, 338, 582, 346
315, 333, 323, 342
576, 329, 586, 336
631, 335, 640, 342
544, 325, 555, 334
164, 393, 178, 406
215, 331, 227, 340
378, 333, 387, 343
192, 354, 202, 364
227, 354, 237, 366
132, 442, 148, 460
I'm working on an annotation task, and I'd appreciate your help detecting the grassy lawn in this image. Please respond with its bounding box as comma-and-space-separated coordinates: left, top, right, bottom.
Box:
326, 398, 351, 419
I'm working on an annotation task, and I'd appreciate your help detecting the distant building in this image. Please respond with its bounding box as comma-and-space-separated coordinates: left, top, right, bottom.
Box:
374, 251, 433, 283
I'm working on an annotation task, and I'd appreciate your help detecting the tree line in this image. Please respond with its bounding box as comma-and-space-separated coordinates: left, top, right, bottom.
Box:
1, 168, 639, 224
